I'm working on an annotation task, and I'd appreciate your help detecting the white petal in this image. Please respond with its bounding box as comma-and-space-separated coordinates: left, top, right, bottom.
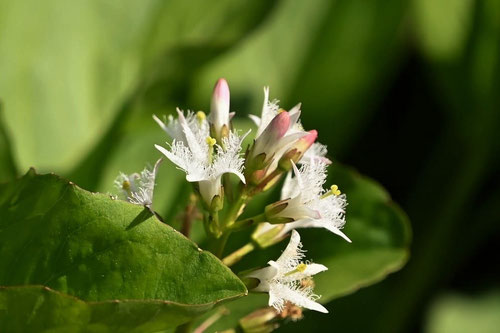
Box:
277, 196, 321, 220
155, 144, 185, 170
280, 171, 296, 200
248, 114, 261, 126
246, 266, 278, 292
284, 218, 351, 243
281, 287, 328, 313
152, 114, 172, 137
275, 230, 303, 268
303, 263, 328, 276
198, 177, 222, 205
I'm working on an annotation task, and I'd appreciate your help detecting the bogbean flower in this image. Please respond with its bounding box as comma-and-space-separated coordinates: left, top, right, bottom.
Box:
246, 88, 305, 174
253, 160, 350, 247
154, 109, 248, 207
248, 88, 329, 172
114, 158, 162, 208
246, 230, 328, 313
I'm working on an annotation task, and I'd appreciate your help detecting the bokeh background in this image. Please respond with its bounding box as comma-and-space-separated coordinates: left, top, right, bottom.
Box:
1, 0, 499, 332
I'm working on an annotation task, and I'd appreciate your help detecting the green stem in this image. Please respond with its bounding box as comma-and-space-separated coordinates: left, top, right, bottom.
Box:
205, 184, 251, 259
229, 213, 267, 231
210, 232, 230, 258
193, 306, 229, 333
222, 242, 255, 267
224, 189, 248, 228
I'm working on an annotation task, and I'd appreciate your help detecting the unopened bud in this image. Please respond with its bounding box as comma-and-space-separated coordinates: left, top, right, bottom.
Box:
210, 194, 224, 212
252, 223, 288, 248
209, 78, 230, 141
279, 302, 304, 322
198, 178, 223, 208
279, 130, 317, 170
251, 111, 291, 158
264, 196, 321, 224
239, 307, 280, 333
265, 200, 288, 216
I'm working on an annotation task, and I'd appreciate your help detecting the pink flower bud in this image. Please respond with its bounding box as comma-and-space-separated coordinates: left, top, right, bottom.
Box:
252, 111, 291, 157
295, 129, 317, 152
209, 78, 230, 139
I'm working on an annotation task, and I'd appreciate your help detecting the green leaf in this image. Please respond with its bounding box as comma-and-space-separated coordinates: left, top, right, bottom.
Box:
0, 0, 270, 174
198, 164, 411, 331
0, 170, 246, 331
425, 291, 500, 333
0, 104, 17, 183
413, 0, 475, 62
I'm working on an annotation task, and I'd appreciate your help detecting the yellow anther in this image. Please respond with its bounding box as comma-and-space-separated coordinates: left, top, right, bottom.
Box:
330, 184, 341, 196
278, 109, 285, 114
122, 180, 131, 191
285, 263, 308, 276
206, 136, 216, 146
321, 184, 341, 199
196, 111, 206, 123
296, 263, 307, 272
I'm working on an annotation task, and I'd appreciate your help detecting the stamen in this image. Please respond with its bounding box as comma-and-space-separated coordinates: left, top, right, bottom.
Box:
206, 136, 216, 146
285, 263, 307, 276
277, 108, 285, 114
122, 180, 132, 196
122, 180, 131, 191
206, 136, 216, 163
321, 184, 341, 199
330, 185, 341, 196
196, 111, 206, 125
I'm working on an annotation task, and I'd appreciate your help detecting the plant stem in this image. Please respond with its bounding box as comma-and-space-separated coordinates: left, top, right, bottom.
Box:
193, 306, 229, 333
222, 242, 255, 267
229, 213, 267, 231
211, 232, 230, 258
180, 194, 197, 237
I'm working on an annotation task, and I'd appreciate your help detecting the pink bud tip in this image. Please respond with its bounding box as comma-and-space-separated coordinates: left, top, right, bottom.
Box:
301, 130, 318, 147
214, 78, 230, 102
269, 111, 290, 139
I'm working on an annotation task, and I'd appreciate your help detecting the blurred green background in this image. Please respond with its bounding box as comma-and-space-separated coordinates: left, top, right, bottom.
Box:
0, 0, 499, 332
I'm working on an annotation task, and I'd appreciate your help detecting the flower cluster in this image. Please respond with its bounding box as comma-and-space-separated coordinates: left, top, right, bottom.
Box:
113, 78, 350, 317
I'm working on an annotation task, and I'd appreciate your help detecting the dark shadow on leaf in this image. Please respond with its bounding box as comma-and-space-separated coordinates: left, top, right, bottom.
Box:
126, 207, 153, 230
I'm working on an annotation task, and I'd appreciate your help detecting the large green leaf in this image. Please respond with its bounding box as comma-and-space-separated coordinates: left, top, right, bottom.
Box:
0, 170, 246, 331
0, 104, 17, 183
199, 164, 411, 331
0, 0, 270, 174
413, 0, 475, 62
425, 292, 500, 333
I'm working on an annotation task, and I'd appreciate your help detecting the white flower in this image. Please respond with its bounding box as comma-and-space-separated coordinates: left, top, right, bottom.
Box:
154, 109, 249, 205
153, 108, 208, 144
250, 87, 332, 167
249, 87, 303, 137
301, 142, 331, 165
256, 160, 350, 243
114, 158, 162, 208
246, 230, 328, 313
249, 89, 305, 163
